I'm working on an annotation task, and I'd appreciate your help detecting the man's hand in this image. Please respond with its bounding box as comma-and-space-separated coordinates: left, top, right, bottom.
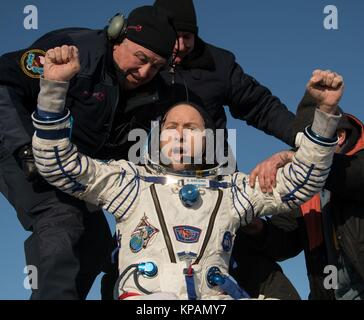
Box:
306, 69, 344, 114
249, 150, 294, 193
44, 45, 80, 82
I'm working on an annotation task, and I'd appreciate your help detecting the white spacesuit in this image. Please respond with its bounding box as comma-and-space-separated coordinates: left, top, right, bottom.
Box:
32, 78, 340, 300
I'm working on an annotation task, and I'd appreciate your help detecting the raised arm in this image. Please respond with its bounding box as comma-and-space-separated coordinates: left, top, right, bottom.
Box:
31, 45, 140, 219
231, 70, 344, 223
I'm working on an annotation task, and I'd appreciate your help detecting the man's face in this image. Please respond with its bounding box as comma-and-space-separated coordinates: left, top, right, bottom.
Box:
173, 32, 195, 64
113, 39, 166, 90
160, 104, 206, 171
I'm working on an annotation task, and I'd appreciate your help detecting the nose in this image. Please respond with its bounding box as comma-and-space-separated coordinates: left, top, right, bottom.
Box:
138, 64, 153, 80
174, 126, 184, 142
176, 37, 186, 52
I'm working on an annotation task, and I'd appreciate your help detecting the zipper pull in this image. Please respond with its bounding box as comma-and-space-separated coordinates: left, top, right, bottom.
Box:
169, 65, 176, 85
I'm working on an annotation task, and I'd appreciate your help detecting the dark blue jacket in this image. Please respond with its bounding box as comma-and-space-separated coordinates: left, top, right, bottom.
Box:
0, 28, 166, 160
159, 37, 296, 147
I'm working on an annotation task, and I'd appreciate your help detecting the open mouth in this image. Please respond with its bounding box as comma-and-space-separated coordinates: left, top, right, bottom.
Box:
172, 147, 184, 155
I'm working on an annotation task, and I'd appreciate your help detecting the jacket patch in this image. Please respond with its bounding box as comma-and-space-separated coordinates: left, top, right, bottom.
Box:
222, 231, 233, 252
177, 251, 198, 261
20, 49, 45, 79
129, 214, 159, 253
173, 225, 201, 243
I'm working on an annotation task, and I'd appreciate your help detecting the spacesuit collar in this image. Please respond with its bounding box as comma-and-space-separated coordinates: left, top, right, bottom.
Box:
145, 159, 225, 179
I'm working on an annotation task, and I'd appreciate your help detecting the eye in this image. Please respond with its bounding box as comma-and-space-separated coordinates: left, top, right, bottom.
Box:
139, 57, 148, 64
185, 126, 199, 132
164, 125, 176, 130
184, 34, 193, 41
135, 53, 148, 64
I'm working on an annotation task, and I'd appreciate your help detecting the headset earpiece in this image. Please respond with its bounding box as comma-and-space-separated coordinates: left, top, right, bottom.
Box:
107, 13, 127, 43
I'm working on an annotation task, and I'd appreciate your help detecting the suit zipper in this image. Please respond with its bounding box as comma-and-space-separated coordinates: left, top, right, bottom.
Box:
194, 189, 223, 265
150, 184, 224, 265
150, 184, 177, 263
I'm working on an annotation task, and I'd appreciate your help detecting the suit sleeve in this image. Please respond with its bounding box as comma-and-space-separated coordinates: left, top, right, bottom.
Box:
291, 92, 364, 201
32, 79, 140, 219
230, 109, 340, 225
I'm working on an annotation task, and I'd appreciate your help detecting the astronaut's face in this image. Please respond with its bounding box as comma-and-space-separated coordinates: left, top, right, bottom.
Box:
160, 104, 206, 171
113, 39, 166, 90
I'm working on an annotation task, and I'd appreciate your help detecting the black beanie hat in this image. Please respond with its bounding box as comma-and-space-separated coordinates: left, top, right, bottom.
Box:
154, 0, 198, 34
126, 6, 176, 59
161, 101, 215, 131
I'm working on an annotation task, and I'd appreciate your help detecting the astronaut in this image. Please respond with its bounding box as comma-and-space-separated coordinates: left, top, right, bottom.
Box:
31, 45, 343, 300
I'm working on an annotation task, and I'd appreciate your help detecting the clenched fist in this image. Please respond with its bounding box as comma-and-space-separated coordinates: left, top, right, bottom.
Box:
306, 69, 344, 114
43, 45, 80, 82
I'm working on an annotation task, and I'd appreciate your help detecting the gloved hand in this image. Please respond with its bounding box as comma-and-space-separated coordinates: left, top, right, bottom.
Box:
16, 144, 41, 182
44, 45, 80, 82
37, 45, 80, 115
306, 69, 344, 115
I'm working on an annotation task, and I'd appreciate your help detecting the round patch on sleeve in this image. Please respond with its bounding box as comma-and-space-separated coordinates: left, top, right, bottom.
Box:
20, 49, 46, 78
222, 231, 233, 252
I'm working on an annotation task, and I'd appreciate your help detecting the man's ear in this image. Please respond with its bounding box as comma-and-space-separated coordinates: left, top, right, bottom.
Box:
337, 129, 347, 146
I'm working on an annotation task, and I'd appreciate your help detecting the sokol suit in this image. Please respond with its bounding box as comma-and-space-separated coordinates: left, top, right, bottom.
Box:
32, 79, 340, 299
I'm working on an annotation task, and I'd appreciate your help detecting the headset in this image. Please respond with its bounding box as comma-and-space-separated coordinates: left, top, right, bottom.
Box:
107, 11, 179, 67
107, 13, 128, 43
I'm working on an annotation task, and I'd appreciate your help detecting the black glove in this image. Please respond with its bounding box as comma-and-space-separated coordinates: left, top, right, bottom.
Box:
16, 144, 41, 182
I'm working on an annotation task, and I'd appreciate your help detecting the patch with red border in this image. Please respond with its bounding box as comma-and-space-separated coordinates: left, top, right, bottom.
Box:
20, 49, 45, 78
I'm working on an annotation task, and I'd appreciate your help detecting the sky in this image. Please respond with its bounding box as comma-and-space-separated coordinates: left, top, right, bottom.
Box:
0, 0, 364, 300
